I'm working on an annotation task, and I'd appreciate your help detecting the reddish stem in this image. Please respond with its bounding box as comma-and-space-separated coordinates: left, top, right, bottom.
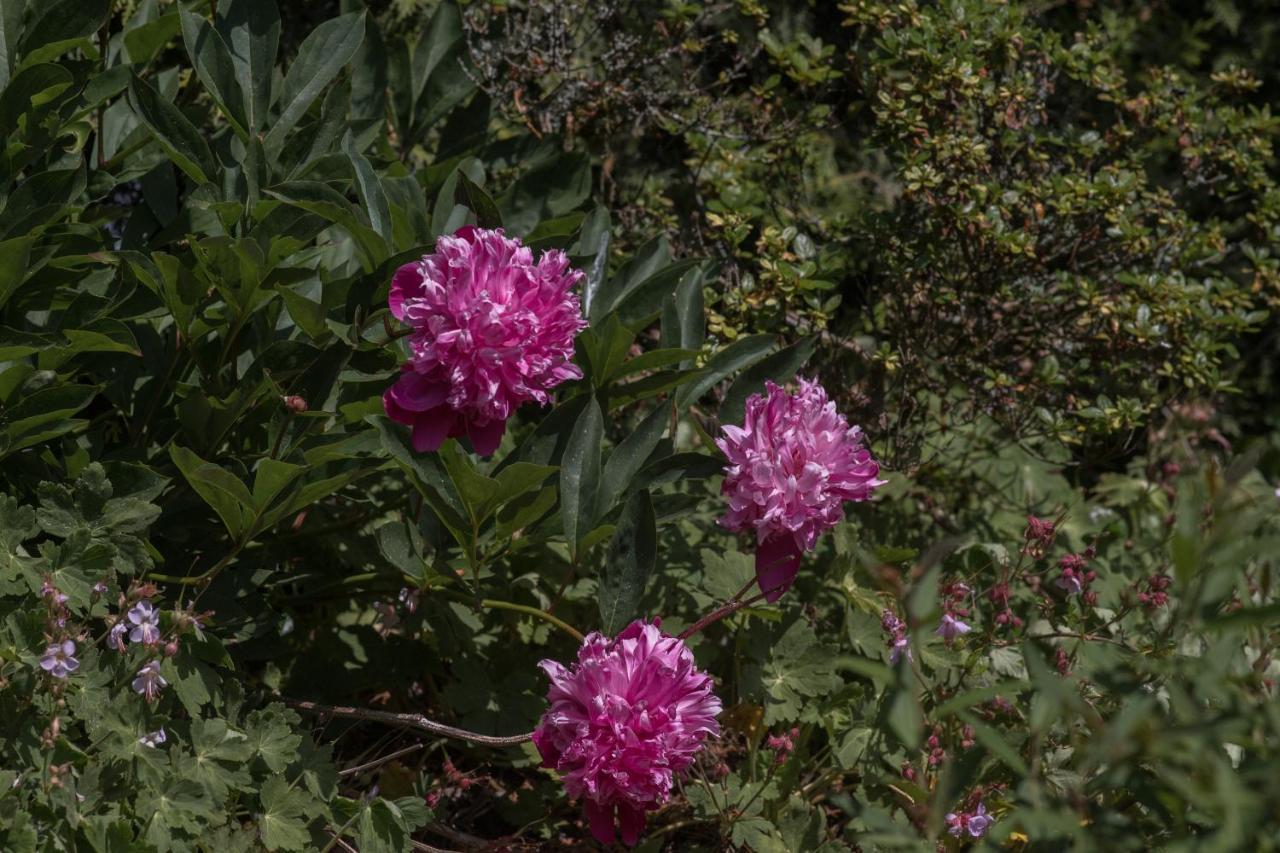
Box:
678, 590, 770, 640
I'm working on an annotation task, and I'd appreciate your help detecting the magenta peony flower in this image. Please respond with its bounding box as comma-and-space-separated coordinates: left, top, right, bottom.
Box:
533, 620, 721, 846
384, 226, 587, 456
717, 377, 884, 601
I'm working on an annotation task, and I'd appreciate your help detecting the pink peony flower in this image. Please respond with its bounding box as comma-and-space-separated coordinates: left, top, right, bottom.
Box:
717, 377, 884, 601
533, 620, 721, 846
384, 226, 587, 456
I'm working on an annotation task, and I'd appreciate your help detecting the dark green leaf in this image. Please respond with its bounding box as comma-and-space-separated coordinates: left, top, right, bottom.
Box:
217, 0, 280, 131
599, 489, 657, 635
126, 74, 217, 184
263, 12, 366, 157
560, 395, 603, 558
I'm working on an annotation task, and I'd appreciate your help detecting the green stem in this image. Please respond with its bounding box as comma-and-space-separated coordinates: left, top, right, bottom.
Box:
439, 589, 584, 642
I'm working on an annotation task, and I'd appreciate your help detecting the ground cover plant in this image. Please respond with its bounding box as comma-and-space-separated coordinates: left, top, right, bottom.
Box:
1, 0, 1279, 850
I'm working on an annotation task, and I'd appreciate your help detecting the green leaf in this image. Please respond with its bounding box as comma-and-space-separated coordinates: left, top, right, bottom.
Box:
560, 396, 603, 559
0, 236, 34, 310
454, 172, 502, 229
279, 286, 327, 340
258, 777, 315, 851
17, 0, 109, 57
589, 235, 669, 325
675, 334, 776, 407
245, 705, 304, 773
959, 712, 1029, 775
168, 445, 252, 539
599, 489, 657, 635
661, 266, 705, 358
217, 0, 280, 131
180, 10, 248, 137
266, 181, 386, 270
608, 348, 701, 383
485, 462, 556, 520
123, 13, 182, 65
613, 260, 704, 330
263, 12, 366, 157
369, 415, 470, 545
343, 131, 393, 242
251, 459, 304, 512
0, 63, 74, 140
721, 336, 817, 424
757, 621, 842, 724
599, 402, 669, 511
127, 73, 217, 185
437, 440, 500, 525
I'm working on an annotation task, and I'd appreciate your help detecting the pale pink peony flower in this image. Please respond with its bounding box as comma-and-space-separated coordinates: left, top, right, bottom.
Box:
717, 377, 884, 601
533, 620, 721, 846
384, 226, 587, 456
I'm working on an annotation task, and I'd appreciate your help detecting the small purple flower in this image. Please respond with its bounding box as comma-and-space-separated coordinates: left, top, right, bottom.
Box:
108, 622, 129, 652
1055, 572, 1082, 595
139, 728, 167, 748
40, 579, 69, 605
946, 801, 995, 838
92, 580, 109, 595
398, 588, 420, 614
935, 613, 972, 642
127, 601, 161, 646
39, 640, 79, 679
889, 634, 912, 664
132, 660, 167, 701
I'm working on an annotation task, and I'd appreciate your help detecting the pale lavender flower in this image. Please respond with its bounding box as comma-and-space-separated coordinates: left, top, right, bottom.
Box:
132, 660, 167, 701
935, 613, 972, 642
40, 579, 68, 605
39, 640, 79, 678
139, 728, 167, 748
92, 580, 109, 595
890, 635, 912, 664
108, 621, 129, 652
127, 601, 161, 646
946, 802, 995, 838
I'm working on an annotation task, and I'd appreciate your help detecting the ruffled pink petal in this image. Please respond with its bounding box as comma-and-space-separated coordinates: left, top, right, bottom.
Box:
583, 799, 616, 846
618, 802, 647, 847
717, 376, 884, 593
389, 262, 425, 321
466, 416, 506, 456
412, 409, 456, 453
387, 370, 448, 412
382, 227, 587, 455
756, 535, 803, 602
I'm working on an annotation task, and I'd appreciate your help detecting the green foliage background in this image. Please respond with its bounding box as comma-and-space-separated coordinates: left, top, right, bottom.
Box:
0, 0, 1278, 850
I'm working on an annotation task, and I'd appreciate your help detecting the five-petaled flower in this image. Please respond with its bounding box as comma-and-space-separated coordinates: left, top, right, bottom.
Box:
39, 640, 79, 679
132, 660, 167, 701
108, 621, 129, 652
946, 801, 995, 838
384, 226, 587, 456
127, 600, 161, 646
936, 613, 972, 642
533, 620, 721, 846
138, 728, 166, 748
717, 377, 884, 601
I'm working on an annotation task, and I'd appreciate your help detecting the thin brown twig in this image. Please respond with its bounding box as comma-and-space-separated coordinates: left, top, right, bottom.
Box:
286, 698, 532, 746
338, 742, 426, 777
